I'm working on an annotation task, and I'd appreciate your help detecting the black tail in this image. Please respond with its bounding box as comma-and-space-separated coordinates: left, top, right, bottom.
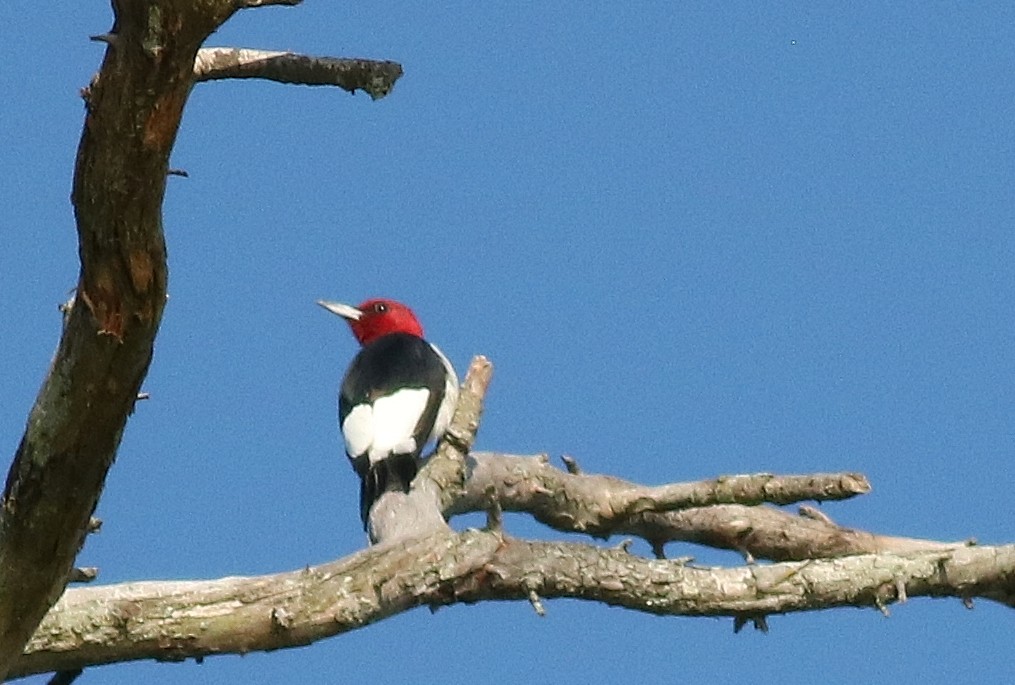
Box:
359, 454, 419, 528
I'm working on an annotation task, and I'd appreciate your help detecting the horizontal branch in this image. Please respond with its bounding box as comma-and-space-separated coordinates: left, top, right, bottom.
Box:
473, 538, 1015, 614
15, 531, 1015, 677
455, 453, 867, 521
193, 48, 403, 99
449, 453, 941, 561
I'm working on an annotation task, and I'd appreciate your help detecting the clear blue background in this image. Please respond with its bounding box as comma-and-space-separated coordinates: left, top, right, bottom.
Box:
3, 3, 1013, 683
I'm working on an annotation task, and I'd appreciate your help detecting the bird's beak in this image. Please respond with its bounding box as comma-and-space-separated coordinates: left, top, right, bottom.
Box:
317, 300, 363, 321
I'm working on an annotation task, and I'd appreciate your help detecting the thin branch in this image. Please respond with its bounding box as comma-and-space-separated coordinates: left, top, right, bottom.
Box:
194, 48, 403, 99
14, 532, 1015, 677
46, 669, 82, 685
67, 568, 98, 584
798, 504, 836, 525
238, 0, 302, 7
560, 455, 582, 475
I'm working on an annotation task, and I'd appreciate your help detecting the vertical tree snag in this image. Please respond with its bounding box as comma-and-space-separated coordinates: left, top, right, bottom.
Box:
0, 1, 404, 674
0, 2, 235, 675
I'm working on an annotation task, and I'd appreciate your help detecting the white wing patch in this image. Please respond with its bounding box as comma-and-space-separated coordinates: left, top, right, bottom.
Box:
342, 388, 431, 466
342, 404, 374, 460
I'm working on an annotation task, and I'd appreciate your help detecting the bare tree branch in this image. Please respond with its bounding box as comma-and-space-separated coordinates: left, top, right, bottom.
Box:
13, 531, 1015, 678
194, 48, 403, 99
419, 358, 494, 498
67, 568, 98, 584
451, 454, 965, 561
454, 452, 868, 523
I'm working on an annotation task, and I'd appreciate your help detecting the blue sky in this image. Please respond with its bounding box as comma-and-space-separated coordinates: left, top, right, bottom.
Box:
3, 3, 1013, 683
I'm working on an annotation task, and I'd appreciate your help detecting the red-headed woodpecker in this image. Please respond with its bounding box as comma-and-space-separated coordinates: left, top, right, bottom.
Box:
318, 298, 459, 536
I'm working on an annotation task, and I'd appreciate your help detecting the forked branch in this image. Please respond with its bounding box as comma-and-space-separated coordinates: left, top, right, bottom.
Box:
453, 454, 967, 561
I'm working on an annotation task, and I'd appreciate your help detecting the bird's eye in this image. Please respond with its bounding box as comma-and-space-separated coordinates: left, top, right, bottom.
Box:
373, 303, 388, 314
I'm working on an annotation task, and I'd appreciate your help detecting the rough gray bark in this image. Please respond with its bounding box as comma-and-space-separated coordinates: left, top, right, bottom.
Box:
13, 345, 1009, 677
11, 532, 1014, 678
454, 453, 968, 561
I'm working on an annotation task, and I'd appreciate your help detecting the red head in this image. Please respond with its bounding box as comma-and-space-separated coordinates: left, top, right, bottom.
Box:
318, 298, 424, 346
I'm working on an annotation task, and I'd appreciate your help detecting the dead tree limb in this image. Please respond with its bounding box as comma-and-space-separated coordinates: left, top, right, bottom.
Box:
10, 352, 1007, 678
453, 453, 965, 561
194, 48, 403, 99
12, 532, 1015, 678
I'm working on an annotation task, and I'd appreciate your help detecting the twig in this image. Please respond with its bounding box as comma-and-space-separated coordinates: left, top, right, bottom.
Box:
799, 504, 835, 525
625, 471, 871, 513
238, 0, 302, 7
528, 589, 546, 617
485, 487, 503, 533
560, 455, 581, 474
68, 568, 98, 584
733, 614, 769, 633
47, 669, 83, 685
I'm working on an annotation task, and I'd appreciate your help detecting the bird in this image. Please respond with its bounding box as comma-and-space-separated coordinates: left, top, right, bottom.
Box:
318, 297, 459, 537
